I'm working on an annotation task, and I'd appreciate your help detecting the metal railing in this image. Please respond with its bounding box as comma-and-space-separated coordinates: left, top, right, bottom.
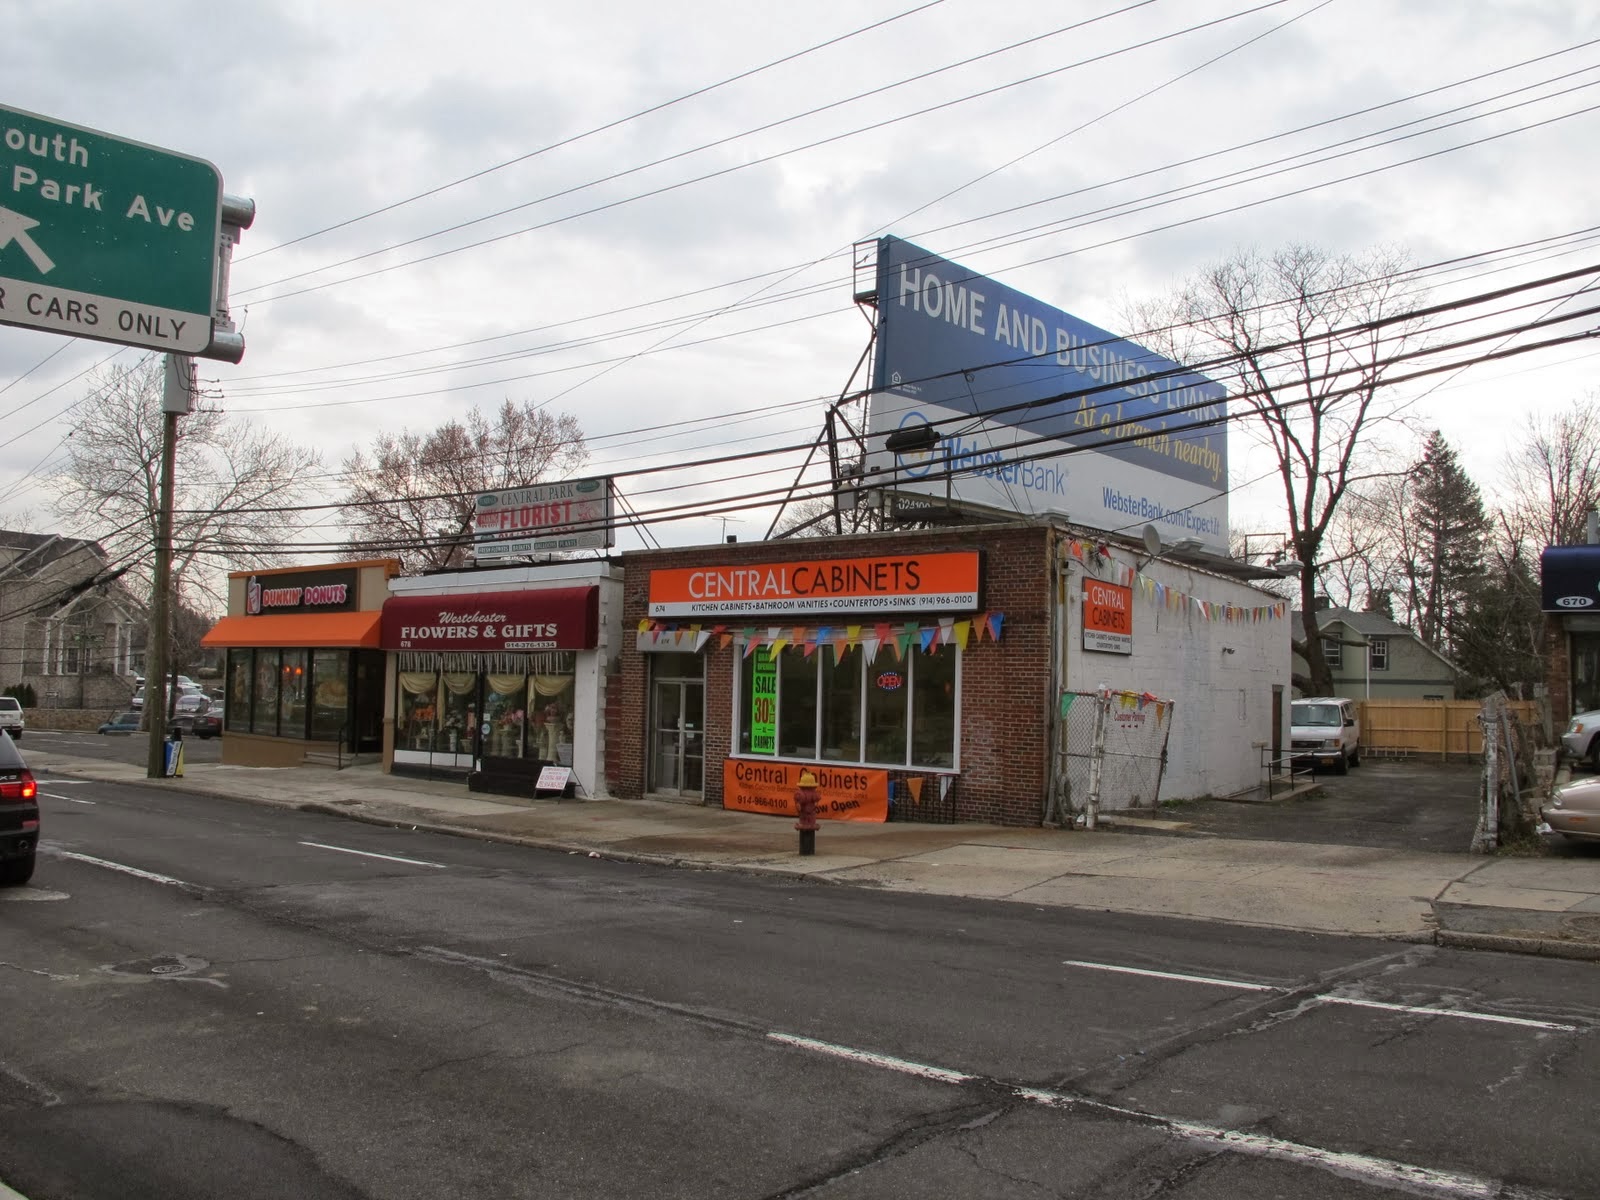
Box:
1259, 747, 1313, 799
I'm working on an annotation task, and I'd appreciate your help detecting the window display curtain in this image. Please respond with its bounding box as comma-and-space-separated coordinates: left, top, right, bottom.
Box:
531, 675, 573, 698
399, 672, 437, 695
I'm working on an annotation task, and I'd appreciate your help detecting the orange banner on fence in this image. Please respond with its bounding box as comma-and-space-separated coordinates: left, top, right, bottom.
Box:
723, 759, 890, 822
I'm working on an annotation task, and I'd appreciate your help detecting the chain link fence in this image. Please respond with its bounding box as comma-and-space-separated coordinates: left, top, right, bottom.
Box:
1049, 689, 1175, 823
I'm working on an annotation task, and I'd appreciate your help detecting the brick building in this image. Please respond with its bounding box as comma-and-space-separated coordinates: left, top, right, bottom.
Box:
610, 521, 1290, 826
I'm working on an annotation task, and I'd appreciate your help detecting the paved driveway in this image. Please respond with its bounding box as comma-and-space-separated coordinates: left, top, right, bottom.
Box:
1160, 759, 1486, 854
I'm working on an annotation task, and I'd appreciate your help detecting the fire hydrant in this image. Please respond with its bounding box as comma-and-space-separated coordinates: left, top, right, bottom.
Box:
794, 769, 820, 856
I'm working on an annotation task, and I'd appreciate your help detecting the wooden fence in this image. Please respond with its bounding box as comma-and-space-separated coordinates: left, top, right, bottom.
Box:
1356, 699, 1539, 760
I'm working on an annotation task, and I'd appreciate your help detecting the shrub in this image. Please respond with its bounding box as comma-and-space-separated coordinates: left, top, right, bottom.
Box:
3, 684, 37, 708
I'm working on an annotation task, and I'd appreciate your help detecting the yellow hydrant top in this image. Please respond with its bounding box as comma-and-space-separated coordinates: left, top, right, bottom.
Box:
797, 769, 818, 788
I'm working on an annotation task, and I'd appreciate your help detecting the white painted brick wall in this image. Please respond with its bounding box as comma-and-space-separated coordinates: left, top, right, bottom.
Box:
1066, 549, 1292, 802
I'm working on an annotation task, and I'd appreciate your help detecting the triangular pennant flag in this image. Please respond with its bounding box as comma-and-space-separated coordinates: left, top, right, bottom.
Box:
919, 626, 937, 653
862, 634, 880, 658
801, 640, 816, 658
987, 612, 1005, 641
637, 618, 651, 633
907, 777, 924, 802
954, 620, 971, 648
771, 636, 790, 655
720, 633, 733, 650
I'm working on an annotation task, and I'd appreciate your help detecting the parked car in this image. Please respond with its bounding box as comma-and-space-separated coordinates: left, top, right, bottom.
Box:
174, 693, 212, 715
191, 705, 224, 739
0, 730, 38, 886
0, 696, 23, 741
98, 711, 143, 735
1289, 697, 1361, 774
1560, 709, 1600, 770
1540, 774, 1600, 843
130, 684, 203, 712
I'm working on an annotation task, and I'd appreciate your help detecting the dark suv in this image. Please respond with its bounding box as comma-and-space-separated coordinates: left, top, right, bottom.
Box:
0, 730, 38, 885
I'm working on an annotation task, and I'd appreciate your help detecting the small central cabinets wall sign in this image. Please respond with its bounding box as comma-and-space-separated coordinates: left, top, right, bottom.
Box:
1083, 579, 1133, 655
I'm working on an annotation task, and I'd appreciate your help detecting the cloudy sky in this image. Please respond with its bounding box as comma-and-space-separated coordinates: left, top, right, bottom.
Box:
3, 0, 1598, 566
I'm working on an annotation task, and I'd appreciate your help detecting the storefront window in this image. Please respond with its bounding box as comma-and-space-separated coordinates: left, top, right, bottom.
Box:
279, 650, 308, 737
227, 648, 251, 732
310, 650, 348, 742
777, 651, 818, 758
820, 646, 862, 761
529, 663, 576, 764
738, 638, 959, 769
252, 649, 280, 735
864, 646, 909, 764
440, 673, 477, 756
911, 645, 957, 768
399, 671, 439, 751
484, 674, 526, 758
1573, 633, 1600, 714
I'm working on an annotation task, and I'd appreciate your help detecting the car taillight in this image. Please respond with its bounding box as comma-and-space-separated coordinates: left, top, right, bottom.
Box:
0, 771, 35, 801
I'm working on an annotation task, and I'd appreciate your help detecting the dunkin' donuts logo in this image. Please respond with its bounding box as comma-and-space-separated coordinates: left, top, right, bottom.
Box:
245, 574, 349, 613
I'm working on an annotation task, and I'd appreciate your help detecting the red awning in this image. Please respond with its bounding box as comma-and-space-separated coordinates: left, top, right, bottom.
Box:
202, 611, 383, 649
381, 586, 598, 652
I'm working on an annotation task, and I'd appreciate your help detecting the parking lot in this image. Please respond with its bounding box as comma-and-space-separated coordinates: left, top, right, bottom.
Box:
1160, 759, 1488, 854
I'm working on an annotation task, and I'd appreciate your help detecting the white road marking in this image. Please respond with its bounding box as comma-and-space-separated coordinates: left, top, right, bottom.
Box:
769, 1031, 1557, 1199
765, 1033, 976, 1084
1019, 1087, 1555, 1200
42, 792, 93, 804
1061, 959, 1581, 1033
46, 850, 190, 888
1313, 996, 1578, 1033
298, 841, 446, 869
1061, 959, 1275, 990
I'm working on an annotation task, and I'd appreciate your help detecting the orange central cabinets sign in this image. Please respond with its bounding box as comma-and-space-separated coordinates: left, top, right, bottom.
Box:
650, 551, 981, 618
723, 760, 890, 822
1082, 579, 1133, 654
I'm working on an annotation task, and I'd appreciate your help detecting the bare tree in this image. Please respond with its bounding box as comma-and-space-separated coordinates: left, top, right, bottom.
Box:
341, 399, 587, 573
1132, 245, 1426, 694
50, 357, 321, 610
1499, 395, 1600, 550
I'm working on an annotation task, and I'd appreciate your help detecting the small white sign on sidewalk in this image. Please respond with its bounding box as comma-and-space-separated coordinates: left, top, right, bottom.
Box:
535, 766, 571, 794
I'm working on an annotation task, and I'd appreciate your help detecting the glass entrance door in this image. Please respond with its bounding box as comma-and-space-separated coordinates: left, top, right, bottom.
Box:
650, 679, 704, 796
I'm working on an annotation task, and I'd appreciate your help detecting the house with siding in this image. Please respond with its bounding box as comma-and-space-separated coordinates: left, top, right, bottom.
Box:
1291, 606, 1457, 700
0, 531, 145, 712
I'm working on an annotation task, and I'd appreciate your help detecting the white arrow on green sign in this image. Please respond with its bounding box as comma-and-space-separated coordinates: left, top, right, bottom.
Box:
0, 105, 221, 354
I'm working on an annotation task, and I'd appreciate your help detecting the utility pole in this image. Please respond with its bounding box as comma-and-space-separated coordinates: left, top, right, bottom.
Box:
143, 193, 254, 777
146, 356, 192, 778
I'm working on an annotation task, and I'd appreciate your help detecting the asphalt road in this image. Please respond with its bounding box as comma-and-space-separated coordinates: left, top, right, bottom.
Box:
23, 727, 224, 768
0, 781, 1593, 1198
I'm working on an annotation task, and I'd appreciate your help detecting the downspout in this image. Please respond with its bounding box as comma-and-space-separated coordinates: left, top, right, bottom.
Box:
1045, 531, 1070, 826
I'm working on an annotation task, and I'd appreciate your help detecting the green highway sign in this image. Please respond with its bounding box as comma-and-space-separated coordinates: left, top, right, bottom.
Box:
0, 105, 221, 354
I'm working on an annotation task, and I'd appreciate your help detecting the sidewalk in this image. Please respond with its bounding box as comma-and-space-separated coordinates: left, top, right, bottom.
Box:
31, 750, 1600, 961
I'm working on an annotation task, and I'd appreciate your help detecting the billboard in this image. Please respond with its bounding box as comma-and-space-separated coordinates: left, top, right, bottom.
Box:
473, 476, 614, 558
866, 237, 1229, 550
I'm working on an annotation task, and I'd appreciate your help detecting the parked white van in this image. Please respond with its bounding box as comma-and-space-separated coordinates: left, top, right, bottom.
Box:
1290, 697, 1361, 774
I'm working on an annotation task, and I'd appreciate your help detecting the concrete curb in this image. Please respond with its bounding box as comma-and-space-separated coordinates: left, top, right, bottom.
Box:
1433, 929, 1600, 962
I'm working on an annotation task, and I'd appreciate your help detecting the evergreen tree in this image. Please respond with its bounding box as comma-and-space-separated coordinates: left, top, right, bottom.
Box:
1406, 430, 1488, 654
